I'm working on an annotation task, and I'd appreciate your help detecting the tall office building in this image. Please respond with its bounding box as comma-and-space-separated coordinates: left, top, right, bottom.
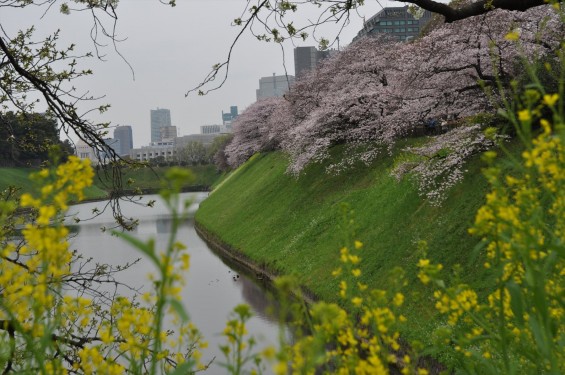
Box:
103, 138, 121, 160
256, 74, 295, 100
230, 106, 238, 119
150, 108, 172, 142
353, 6, 432, 42
113, 125, 133, 156
294, 46, 332, 78
160, 125, 177, 141
222, 105, 239, 125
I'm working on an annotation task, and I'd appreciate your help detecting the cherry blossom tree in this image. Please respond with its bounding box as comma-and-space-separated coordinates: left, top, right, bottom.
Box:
280, 5, 561, 175
223, 5, 561, 202
281, 35, 401, 174
390, 124, 502, 204
225, 96, 286, 168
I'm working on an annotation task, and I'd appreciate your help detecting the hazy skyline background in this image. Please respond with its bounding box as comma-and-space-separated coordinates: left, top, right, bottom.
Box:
3, 0, 411, 147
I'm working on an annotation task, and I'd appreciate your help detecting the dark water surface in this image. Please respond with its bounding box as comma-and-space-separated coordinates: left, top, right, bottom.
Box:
66, 193, 282, 374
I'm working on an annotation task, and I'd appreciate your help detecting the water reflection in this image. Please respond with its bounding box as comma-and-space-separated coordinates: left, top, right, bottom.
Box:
66, 193, 282, 374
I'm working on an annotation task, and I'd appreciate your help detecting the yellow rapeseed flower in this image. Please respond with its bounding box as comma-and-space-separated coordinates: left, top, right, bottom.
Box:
543, 93, 559, 107
418, 259, 430, 267
393, 293, 404, 307
518, 109, 531, 122
332, 267, 342, 277
349, 255, 361, 264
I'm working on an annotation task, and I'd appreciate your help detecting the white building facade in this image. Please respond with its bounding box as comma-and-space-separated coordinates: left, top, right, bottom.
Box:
256, 73, 295, 100
130, 140, 175, 162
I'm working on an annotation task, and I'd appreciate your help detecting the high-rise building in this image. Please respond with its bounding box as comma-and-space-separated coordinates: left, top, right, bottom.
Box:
353, 6, 432, 42
230, 106, 238, 118
150, 108, 172, 142
103, 138, 121, 160
160, 126, 177, 141
113, 125, 133, 156
221, 105, 239, 125
256, 74, 295, 100
294, 46, 332, 78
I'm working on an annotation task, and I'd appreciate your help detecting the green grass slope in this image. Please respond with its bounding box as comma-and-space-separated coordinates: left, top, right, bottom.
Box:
0, 167, 107, 200
195, 144, 513, 343
0, 168, 35, 192
0, 164, 220, 200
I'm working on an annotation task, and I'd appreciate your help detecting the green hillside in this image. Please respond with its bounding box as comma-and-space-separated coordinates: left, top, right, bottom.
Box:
0, 168, 35, 192
1, 164, 220, 201
0, 167, 107, 200
195, 143, 520, 346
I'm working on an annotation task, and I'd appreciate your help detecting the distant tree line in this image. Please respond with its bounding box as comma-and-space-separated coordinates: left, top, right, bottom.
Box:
147, 134, 233, 170
0, 112, 74, 167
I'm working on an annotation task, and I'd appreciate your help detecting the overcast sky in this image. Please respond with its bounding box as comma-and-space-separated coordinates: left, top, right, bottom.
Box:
3, 0, 409, 147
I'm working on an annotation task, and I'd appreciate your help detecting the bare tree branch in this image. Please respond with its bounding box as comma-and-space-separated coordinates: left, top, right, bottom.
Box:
396, 0, 555, 23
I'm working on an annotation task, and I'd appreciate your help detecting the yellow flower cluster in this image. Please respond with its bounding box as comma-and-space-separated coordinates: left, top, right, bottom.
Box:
433, 288, 478, 326
272, 238, 430, 375
0, 158, 206, 373
420, 93, 565, 372
0, 158, 98, 371
416, 257, 443, 285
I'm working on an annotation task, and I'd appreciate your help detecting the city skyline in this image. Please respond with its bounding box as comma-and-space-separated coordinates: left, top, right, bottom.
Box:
2, 0, 417, 147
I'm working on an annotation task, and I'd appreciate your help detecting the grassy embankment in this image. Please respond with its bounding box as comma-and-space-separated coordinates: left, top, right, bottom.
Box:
0, 164, 220, 200
195, 140, 521, 346
0, 167, 107, 200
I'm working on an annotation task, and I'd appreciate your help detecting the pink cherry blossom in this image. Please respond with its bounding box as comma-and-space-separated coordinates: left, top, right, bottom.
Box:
224, 5, 560, 200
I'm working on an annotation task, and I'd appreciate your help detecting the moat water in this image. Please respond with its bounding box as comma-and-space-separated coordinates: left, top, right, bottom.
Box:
66, 192, 282, 374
